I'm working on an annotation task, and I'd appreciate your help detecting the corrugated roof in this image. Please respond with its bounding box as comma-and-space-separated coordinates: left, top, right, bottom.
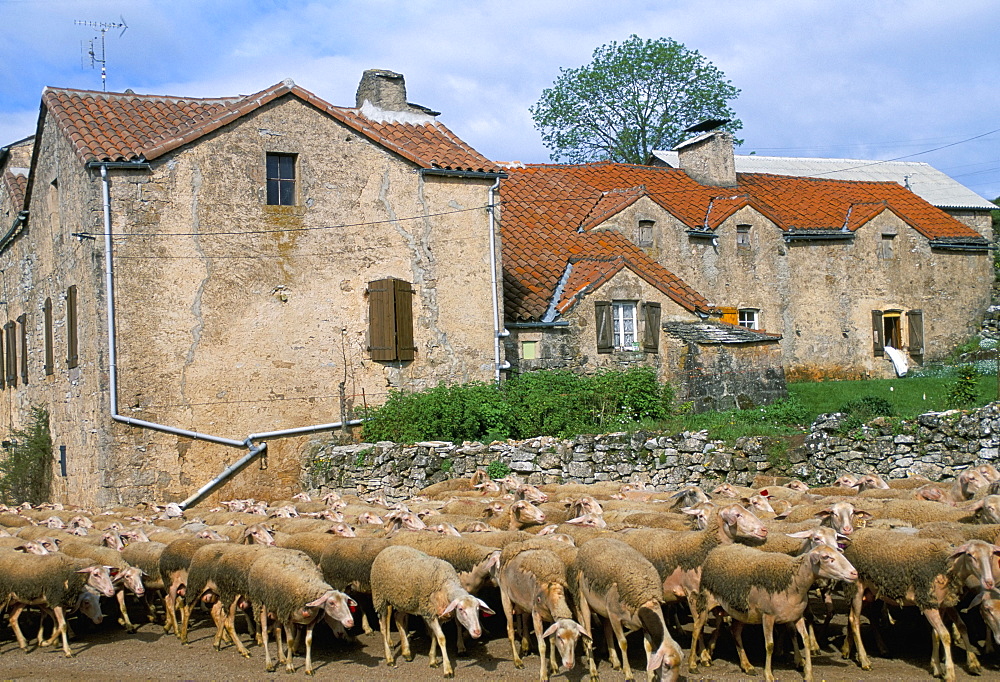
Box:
651, 151, 996, 211
41, 80, 499, 173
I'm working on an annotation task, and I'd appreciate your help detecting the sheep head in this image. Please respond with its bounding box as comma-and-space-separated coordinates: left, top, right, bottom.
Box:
305, 590, 356, 629
441, 595, 493, 639
807, 545, 858, 582
542, 618, 589, 671
718, 503, 767, 541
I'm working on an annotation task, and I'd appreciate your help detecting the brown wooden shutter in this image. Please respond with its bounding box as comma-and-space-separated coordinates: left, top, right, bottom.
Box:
43, 297, 53, 376
907, 309, 924, 355
642, 302, 661, 353
5, 321, 16, 387
17, 314, 27, 385
720, 307, 738, 325
393, 278, 416, 362
66, 285, 78, 369
871, 310, 884, 357
595, 301, 613, 354
367, 278, 396, 361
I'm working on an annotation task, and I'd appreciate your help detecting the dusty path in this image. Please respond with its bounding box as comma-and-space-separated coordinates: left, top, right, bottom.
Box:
1, 606, 996, 681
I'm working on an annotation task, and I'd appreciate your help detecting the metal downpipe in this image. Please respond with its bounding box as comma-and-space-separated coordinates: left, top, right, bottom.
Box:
488, 176, 509, 383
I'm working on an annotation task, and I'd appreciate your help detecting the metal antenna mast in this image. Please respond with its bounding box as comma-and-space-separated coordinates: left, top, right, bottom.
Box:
76, 18, 128, 91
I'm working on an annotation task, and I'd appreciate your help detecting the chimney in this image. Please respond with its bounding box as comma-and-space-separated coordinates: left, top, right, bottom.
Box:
355, 69, 440, 117
674, 131, 737, 187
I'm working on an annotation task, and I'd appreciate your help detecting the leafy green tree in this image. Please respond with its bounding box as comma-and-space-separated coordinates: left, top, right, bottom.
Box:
531, 35, 742, 164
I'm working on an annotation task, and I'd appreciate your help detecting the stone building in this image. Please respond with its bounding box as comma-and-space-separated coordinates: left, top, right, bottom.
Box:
0, 70, 504, 506
499, 131, 992, 385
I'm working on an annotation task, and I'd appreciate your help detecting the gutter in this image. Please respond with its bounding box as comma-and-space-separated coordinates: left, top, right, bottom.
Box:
506, 321, 570, 329
783, 230, 855, 243
487, 176, 510, 381
0, 210, 29, 251
95, 162, 363, 508
419, 168, 506, 180
929, 239, 992, 252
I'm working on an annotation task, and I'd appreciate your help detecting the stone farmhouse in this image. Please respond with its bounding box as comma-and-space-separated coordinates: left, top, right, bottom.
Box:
0, 70, 505, 506
499, 130, 992, 391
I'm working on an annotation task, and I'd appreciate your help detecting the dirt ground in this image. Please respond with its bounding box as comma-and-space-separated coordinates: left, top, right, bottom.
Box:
2, 600, 998, 681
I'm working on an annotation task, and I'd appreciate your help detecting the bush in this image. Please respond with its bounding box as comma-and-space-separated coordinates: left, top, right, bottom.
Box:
0, 406, 52, 505
947, 364, 981, 408
838, 395, 896, 420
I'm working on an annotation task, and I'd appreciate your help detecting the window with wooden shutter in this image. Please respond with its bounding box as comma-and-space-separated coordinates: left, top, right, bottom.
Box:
642, 302, 661, 353
367, 278, 416, 362
907, 310, 924, 355
4, 321, 16, 387
871, 310, 884, 357
43, 297, 53, 376
17, 314, 27, 385
720, 307, 738, 325
66, 285, 78, 369
595, 301, 613, 354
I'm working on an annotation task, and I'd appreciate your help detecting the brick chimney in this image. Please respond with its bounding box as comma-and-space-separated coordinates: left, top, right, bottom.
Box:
355, 69, 440, 116
674, 131, 737, 187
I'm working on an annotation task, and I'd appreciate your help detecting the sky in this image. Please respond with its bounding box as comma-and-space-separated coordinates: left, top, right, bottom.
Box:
1, 0, 998, 202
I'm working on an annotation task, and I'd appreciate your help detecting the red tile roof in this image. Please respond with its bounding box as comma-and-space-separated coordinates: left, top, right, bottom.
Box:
41, 81, 499, 173
499, 161, 985, 321
2, 170, 28, 212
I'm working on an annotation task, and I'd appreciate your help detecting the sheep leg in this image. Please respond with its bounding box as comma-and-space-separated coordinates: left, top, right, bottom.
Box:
687, 604, 712, 673
520, 612, 531, 655
426, 616, 453, 678
604, 618, 621, 669
116, 589, 137, 633
575, 592, 599, 682
732, 620, 756, 674
532, 609, 549, 682
378, 603, 396, 667
261, 605, 276, 672
944, 607, 981, 674
924, 608, 956, 682
763, 614, 777, 682
456, 617, 466, 654
8, 603, 29, 650
846, 586, 871, 670
795, 617, 813, 682
395, 610, 413, 662
283, 623, 297, 674
303, 621, 317, 676
501, 588, 524, 669
224, 600, 251, 657
610, 615, 634, 681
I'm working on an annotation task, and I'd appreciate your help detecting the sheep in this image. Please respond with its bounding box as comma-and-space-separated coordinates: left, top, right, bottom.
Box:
389, 532, 500, 596
121, 539, 168, 624
497, 546, 588, 681
370, 545, 494, 678
866, 499, 976, 526
245, 548, 356, 674
57, 541, 146, 632
0, 551, 116, 656
158, 536, 224, 636
780, 500, 872, 535
486, 500, 546, 531
568, 536, 683, 682
275, 530, 346, 563
688, 543, 858, 682
842, 528, 999, 681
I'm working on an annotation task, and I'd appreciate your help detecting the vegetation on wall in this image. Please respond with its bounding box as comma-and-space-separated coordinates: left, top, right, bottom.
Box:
0, 406, 53, 505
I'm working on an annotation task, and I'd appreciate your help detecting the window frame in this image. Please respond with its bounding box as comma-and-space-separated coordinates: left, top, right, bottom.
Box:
638, 219, 655, 247
367, 277, 416, 362
4, 321, 17, 387
43, 297, 53, 376
265, 152, 297, 206
879, 233, 896, 261
611, 301, 638, 350
66, 285, 78, 369
738, 308, 759, 330
736, 224, 751, 250
17, 313, 27, 385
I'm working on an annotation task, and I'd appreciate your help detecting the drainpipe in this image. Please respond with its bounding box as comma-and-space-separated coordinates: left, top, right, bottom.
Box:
96, 163, 364, 506
488, 176, 510, 383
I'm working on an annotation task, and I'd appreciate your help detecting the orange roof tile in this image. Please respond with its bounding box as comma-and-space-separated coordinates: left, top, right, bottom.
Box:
2, 170, 28, 212
41, 81, 499, 173
500, 162, 985, 321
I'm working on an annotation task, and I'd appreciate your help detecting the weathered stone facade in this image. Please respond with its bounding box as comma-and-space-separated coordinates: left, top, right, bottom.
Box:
303, 402, 1000, 501
0, 75, 503, 507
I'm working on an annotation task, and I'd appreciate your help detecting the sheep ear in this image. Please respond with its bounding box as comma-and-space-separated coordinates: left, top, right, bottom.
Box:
815, 509, 833, 519
786, 530, 813, 539
648, 648, 665, 671
541, 622, 560, 638
442, 599, 462, 616
853, 511, 874, 520
476, 598, 495, 615
305, 595, 328, 608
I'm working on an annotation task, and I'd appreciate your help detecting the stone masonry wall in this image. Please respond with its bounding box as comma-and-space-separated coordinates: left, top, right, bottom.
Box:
302, 402, 1000, 500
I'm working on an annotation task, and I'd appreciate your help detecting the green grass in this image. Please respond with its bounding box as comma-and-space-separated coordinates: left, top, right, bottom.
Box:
788, 375, 998, 420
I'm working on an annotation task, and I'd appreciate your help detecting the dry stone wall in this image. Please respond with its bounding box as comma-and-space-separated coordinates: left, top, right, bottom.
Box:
303, 402, 1000, 500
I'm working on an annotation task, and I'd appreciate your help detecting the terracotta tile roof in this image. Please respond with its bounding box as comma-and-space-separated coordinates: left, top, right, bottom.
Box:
500, 162, 986, 321
41, 81, 498, 173
2, 169, 28, 212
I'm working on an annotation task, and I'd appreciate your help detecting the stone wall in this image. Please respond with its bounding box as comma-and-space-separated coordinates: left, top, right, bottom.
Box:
303, 402, 1000, 500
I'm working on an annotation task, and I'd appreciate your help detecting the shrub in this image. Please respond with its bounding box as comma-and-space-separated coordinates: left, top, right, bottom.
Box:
486, 459, 511, 479
946, 364, 981, 408
0, 406, 52, 506
838, 395, 896, 420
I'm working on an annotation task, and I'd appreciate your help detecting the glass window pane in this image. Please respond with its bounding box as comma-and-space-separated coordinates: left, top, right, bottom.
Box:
279, 181, 294, 206
279, 155, 295, 180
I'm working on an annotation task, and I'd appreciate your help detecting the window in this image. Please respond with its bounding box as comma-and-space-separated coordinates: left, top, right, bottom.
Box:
4, 321, 16, 387
641, 302, 661, 353
737, 224, 751, 249
638, 220, 655, 247
266, 153, 296, 206
879, 234, 895, 260
521, 340, 538, 360
43, 297, 53, 376
738, 309, 759, 330
367, 278, 415, 362
17, 314, 27, 385
595, 301, 640, 352
907, 310, 924, 355
66, 285, 78, 369
871, 309, 903, 356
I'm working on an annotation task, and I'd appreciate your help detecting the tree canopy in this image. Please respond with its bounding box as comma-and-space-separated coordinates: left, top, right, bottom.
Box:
531, 35, 743, 165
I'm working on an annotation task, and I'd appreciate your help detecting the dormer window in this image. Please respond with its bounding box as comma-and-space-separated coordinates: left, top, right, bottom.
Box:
737, 224, 751, 249
638, 220, 654, 247
266, 153, 297, 206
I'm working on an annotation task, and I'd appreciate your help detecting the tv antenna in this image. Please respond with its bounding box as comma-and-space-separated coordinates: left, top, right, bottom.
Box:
76, 17, 128, 91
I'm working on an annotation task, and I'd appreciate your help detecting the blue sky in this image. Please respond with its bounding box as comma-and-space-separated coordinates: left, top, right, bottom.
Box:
2, 0, 998, 200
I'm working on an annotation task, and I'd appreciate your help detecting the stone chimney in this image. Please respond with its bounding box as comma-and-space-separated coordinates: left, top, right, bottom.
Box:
355, 69, 440, 116
674, 131, 737, 187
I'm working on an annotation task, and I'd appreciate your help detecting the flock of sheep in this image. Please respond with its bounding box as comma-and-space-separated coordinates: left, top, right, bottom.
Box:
3, 465, 1000, 681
